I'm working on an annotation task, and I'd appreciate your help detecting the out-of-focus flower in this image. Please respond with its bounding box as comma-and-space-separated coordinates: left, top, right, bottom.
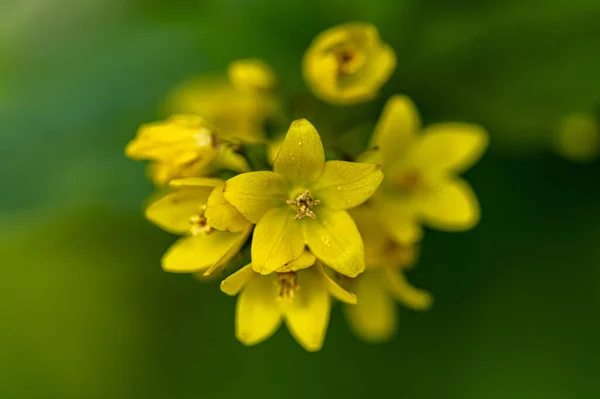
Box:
126, 114, 249, 186
221, 254, 356, 351
167, 61, 281, 144
342, 205, 432, 342
228, 59, 277, 92
364, 95, 488, 244
303, 22, 396, 106
223, 118, 383, 277
555, 113, 599, 162
145, 178, 251, 275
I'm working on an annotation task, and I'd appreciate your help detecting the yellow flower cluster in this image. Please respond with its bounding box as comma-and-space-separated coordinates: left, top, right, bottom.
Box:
126, 22, 488, 350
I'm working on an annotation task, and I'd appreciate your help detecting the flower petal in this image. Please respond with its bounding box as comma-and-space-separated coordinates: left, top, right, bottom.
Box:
235, 274, 282, 346
220, 264, 255, 296
408, 123, 488, 175
169, 177, 224, 188
375, 196, 423, 244
228, 59, 277, 92
203, 225, 252, 276
223, 171, 287, 224
276, 250, 316, 273
205, 187, 250, 233
311, 161, 383, 210
162, 230, 244, 273
251, 207, 305, 275
383, 268, 433, 311
343, 271, 397, 342
273, 119, 325, 184
125, 115, 217, 165
303, 209, 365, 277
370, 95, 420, 168
145, 187, 213, 235
419, 178, 481, 231
317, 265, 357, 304
284, 269, 330, 352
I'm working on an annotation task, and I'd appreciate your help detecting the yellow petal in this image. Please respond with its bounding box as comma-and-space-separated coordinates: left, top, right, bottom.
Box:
276, 250, 316, 273
408, 123, 488, 175
203, 225, 252, 276
273, 119, 325, 184
303, 209, 365, 277
267, 136, 284, 166
317, 265, 357, 304
235, 273, 283, 346
220, 264, 255, 296
311, 160, 383, 210
228, 59, 277, 92
343, 43, 396, 103
162, 230, 244, 273
126, 114, 218, 166
251, 207, 305, 275
284, 269, 331, 352
370, 95, 420, 167
205, 187, 250, 233
419, 178, 480, 231
223, 171, 287, 224
375, 196, 423, 244
145, 187, 213, 234
383, 268, 433, 311
343, 270, 397, 342
169, 177, 224, 188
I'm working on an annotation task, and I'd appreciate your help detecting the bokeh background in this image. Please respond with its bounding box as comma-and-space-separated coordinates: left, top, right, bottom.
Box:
1, 0, 600, 398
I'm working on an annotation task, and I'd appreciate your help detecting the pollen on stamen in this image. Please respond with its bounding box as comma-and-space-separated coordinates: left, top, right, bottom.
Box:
189, 204, 213, 235
276, 272, 299, 301
286, 189, 321, 220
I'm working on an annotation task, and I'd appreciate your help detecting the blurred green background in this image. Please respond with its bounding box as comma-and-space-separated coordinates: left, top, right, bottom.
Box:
1, 0, 599, 398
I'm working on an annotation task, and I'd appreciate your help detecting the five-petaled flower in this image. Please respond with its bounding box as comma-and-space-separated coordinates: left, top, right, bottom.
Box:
145, 177, 252, 275
220, 252, 357, 351
342, 205, 433, 342
303, 22, 396, 105
363, 95, 489, 244
223, 118, 384, 277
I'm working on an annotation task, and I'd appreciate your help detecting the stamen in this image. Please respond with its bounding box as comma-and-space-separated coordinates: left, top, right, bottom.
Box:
189, 204, 213, 235
286, 189, 321, 220
276, 272, 299, 300
395, 170, 422, 192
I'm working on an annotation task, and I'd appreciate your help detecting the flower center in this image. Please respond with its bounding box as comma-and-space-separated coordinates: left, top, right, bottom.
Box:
276, 272, 299, 300
286, 189, 321, 220
335, 47, 363, 76
394, 170, 423, 192
189, 204, 213, 235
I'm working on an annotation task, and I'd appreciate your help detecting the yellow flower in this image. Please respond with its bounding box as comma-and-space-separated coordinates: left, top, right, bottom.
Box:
555, 113, 599, 162
221, 254, 357, 351
365, 95, 488, 244
167, 62, 280, 144
223, 118, 384, 277
145, 177, 252, 275
228, 59, 277, 92
343, 205, 432, 342
303, 22, 396, 106
126, 114, 249, 186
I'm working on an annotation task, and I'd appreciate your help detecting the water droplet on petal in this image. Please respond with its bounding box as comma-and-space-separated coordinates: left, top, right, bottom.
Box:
336, 186, 342, 190
321, 235, 332, 247
297, 142, 302, 146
